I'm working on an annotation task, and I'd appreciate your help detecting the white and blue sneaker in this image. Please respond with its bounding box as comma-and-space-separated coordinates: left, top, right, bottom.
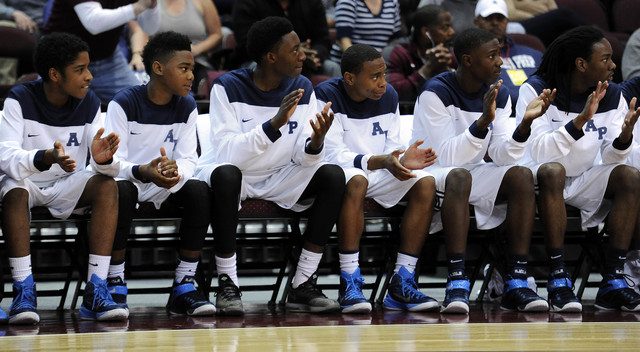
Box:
383, 266, 439, 312
8, 274, 39, 325
79, 274, 129, 321
167, 276, 216, 316
501, 274, 548, 312
338, 268, 372, 314
441, 275, 471, 314
547, 271, 582, 312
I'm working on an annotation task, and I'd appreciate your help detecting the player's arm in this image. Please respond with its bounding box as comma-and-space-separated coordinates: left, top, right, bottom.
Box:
0, 98, 59, 180
516, 83, 580, 164
137, 147, 181, 189
412, 91, 485, 166
602, 95, 638, 165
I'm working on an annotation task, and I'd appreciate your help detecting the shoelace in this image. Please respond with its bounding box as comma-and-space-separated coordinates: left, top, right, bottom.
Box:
13, 283, 36, 310
90, 283, 117, 310
401, 277, 425, 300
298, 280, 327, 298
343, 276, 365, 301
622, 273, 637, 288
551, 285, 577, 302
215, 282, 242, 300
180, 288, 207, 305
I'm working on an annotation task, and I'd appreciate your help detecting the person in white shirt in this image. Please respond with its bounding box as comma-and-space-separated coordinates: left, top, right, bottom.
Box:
517, 26, 640, 312
412, 27, 555, 312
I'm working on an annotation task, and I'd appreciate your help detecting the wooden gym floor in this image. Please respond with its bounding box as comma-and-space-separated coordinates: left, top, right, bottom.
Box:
0, 301, 639, 351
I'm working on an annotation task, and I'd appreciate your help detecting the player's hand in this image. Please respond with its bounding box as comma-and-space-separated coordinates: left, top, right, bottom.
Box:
47, 141, 76, 172
384, 150, 416, 181
157, 147, 179, 177
91, 128, 119, 164
478, 80, 502, 130
399, 140, 438, 170
574, 81, 608, 128
142, 147, 180, 189
523, 88, 556, 122
271, 89, 303, 129
309, 102, 334, 151
518, 88, 556, 135
619, 97, 640, 144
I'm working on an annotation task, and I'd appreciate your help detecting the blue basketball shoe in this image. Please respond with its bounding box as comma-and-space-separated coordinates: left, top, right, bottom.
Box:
500, 274, 548, 312
0, 307, 7, 324
441, 275, 470, 314
338, 268, 372, 314
595, 273, 640, 311
167, 276, 216, 316
107, 277, 128, 308
8, 274, 39, 325
547, 271, 582, 312
80, 274, 129, 321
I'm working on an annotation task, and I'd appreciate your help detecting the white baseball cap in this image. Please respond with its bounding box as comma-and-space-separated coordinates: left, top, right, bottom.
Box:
475, 0, 509, 18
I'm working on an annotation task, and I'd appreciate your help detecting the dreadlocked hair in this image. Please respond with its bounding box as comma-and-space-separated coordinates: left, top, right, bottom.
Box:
534, 26, 605, 111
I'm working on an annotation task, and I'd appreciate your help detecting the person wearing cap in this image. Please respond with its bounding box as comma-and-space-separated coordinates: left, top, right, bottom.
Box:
474, 0, 542, 113
387, 4, 457, 102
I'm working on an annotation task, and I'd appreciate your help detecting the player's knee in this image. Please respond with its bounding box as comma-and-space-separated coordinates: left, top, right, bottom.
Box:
317, 164, 346, 191
91, 174, 117, 192
506, 166, 533, 187
210, 164, 242, 192
537, 162, 565, 191
612, 165, 640, 196
2, 188, 29, 208
408, 176, 436, 207
117, 180, 138, 207
346, 175, 368, 198
445, 168, 471, 195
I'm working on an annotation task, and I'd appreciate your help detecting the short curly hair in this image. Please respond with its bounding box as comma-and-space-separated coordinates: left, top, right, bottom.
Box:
453, 28, 496, 61
34, 32, 89, 82
340, 44, 381, 76
246, 16, 294, 64
142, 31, 192, 76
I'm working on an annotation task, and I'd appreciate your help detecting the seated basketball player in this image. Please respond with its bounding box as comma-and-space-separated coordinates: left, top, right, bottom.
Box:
195, 16, 345, 313
0, 32, 126, 324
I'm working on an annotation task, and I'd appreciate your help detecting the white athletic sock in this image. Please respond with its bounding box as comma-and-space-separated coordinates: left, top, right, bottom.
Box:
87, 254, 111, 281
9, 255, 32, 282
394, 252, 418, 274
175, 257, 199, 283
216, 254, 239, 287
108, 261, 126, 282
292, 249, 323, 289
339, 252, 360, 274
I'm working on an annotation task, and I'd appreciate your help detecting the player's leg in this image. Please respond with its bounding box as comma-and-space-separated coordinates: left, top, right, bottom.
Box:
596, 165, 640, 311
337, 175, 370, 313
384, 176, 440, 312
440, 168, 473, 314
496, 166, 548, 312
165, 179, 216, 316
537, 162, 581, 312
286, 164, 345, 313
2, 188, 39, 324
209, 165, 243, 316
106, 180, 138, 307
75, 174, 128, 321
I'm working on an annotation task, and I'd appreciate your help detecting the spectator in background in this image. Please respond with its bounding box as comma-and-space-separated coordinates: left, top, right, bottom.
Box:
231, 0, 340, 78
504, 0, 589, 48
126, 0, 224, 93
45, 0, 160, 103
0, 0, 47, 84
418, 0, 478, 35
330, 0, 403, 63
0, 0, 48, 33
474, 0, 542, 112
622, 29, 640, 81
387, 4, 456, 101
